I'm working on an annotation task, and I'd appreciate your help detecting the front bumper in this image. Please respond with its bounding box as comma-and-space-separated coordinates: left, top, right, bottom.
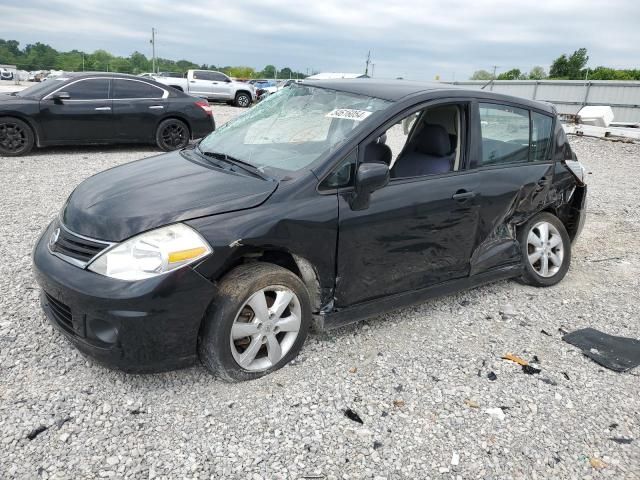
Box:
32, 221, 216, 372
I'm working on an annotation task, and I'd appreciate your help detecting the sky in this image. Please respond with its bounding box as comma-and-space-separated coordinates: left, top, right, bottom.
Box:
1, 0, 638, 80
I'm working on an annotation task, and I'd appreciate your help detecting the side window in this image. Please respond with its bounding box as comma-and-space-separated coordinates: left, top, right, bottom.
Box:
381, 104, 463, 179
193, 71, 212, 80
319, 149, 357, 190
64, 79, 110, 100
530, 112, 553, 161
211, 72, 228, 82
113, 79, 163, 99
479, 103, 530, 165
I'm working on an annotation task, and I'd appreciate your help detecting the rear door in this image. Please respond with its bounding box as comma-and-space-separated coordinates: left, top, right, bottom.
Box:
189, 70, 215, 97
111, 78, 168, 142
38, 78, 113, 143
469, 102, 556, 275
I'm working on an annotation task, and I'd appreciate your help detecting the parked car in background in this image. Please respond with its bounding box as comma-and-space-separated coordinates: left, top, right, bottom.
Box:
153, 70, 255, 107
0, 72, 214, 156
33, 80, 586, 380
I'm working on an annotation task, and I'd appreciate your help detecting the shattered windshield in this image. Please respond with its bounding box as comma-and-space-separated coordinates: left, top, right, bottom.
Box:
199, 84, 390, 175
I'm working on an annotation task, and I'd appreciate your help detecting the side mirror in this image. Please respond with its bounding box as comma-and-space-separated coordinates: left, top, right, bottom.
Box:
52, 92, 70, 103
350, 162, 389, 210
225, 78, 232, 83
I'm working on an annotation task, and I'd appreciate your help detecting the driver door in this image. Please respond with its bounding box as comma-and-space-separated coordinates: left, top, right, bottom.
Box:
38, 78, 114, 144
334, 101, 481, 306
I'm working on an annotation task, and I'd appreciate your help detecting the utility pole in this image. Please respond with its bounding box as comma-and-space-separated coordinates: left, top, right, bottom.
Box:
150, 28, 157, 74
491, 65, 499, 79
82, 54, 84, 71
364, 50, 371, 76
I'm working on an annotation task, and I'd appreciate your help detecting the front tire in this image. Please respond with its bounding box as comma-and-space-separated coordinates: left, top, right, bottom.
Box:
198, 263, 311, 382
0, 117, 34, 156
155, 118, 189, 151
518, 212, 571, 287
234, 91, 251, 108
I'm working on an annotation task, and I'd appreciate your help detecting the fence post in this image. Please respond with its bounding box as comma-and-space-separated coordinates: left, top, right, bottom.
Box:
582, 81, 592, 108
532, 81, 539, 100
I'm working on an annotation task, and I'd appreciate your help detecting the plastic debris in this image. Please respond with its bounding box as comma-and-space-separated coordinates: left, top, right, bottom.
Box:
348, 367, 357, 374
563, 328, 640, 372
344, 408, 363, 424
373, 440, 383, 449
610, 437, 633, 444
502, 353, 529, 366
26, 425, 48, 440
486, 407, 506, 421
451, 451, 460, 466
540, 329, 552, 336
522, 364, 541, 375
393, 399, 405, 408
487, 372, 497, 381
464, 399, 479, 408
589, 457, 606, 469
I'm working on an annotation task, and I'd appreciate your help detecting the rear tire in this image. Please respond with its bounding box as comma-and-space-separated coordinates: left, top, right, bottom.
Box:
234, 91, 251, 108
0, 117, 34, 156
155, 118, 189, 151
518, 212, 571, 287
198, 263, 311, 382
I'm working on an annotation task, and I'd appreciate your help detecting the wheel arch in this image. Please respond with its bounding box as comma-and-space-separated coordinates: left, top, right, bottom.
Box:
156, 115, 193, 139
0, 113, 41, 147
215, 248, 323, 313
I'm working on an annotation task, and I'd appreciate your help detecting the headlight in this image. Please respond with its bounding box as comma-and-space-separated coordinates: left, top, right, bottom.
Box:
88, 223, 212, 281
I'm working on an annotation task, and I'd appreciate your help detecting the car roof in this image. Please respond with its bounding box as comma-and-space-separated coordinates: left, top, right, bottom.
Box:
301, 78, 555, 113
64, 72, 151, 81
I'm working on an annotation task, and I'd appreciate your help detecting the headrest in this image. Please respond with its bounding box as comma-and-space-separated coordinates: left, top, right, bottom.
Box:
415, 124, 451, 157
364, 142, 392, 165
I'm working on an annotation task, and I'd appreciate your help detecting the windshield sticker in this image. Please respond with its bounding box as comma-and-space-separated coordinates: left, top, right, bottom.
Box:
326, 109, 373, 121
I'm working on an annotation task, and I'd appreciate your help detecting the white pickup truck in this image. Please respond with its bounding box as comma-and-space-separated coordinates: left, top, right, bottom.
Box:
153, 70, 256, 107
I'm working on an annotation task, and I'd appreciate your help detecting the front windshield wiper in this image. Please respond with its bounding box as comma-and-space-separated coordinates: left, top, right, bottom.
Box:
195, 146, 273, 181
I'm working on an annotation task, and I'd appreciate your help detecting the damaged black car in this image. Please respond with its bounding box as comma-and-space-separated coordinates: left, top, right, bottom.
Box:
33, 80, 587, 381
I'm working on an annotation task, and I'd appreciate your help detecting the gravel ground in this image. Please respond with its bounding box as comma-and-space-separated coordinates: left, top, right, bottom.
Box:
1, 114, 639, 480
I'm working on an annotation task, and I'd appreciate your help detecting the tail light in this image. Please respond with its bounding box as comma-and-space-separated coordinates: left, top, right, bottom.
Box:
195, 100, 213, 116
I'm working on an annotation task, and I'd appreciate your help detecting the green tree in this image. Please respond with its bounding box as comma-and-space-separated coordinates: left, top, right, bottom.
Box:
129, 51, 150, 73
227, 66, 255, 79
497, 68, 523, 80
550, 48, 588, 79
527, 66, 547, 80
470, 69, 493, 80
261, 64, 277, 78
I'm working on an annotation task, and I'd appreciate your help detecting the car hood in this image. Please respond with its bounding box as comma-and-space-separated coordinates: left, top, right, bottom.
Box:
62, 150, 278, 242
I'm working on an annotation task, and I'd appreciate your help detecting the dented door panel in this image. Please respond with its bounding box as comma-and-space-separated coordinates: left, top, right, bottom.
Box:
469, 162, 557, 274
335, 171, 481, 307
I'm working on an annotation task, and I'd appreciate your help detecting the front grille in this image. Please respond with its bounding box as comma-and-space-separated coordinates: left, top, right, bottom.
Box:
49, 225, 110, 264
44, 292, 73, 331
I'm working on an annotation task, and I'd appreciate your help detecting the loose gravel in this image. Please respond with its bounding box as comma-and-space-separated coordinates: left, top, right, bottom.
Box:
1, 113, 639, 479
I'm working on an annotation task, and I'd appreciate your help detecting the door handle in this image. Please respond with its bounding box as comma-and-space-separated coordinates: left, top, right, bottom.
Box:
94, 106, 111, 111
190, 80, 196, 83
452, 189, 476, 201
148, 105, 164, 109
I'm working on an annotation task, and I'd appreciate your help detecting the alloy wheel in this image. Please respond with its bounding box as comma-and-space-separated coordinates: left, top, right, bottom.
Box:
237, 94, 250, 107
527, 221, 564, 278
230, 285, 302, 371
0, 121, 27, 153
161, 123, 187, 149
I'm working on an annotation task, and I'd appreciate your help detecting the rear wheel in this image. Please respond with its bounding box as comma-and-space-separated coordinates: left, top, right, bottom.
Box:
234, 91, 251, 108
155, 118, 189, 151
518, 212, 571, 287
198, 263, 311, 381
0, 117, 34, 156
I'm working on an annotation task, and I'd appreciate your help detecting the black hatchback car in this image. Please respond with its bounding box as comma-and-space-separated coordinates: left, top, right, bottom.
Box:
0, 72, 215, 156
33, 80, 587, 381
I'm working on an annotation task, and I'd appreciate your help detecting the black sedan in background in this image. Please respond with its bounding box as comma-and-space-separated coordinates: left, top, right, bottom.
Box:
0, 72, 215, 156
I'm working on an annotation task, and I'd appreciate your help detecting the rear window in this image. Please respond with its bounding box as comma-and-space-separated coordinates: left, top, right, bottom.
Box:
113, 79, 164, 99
479, 103, 530, 165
